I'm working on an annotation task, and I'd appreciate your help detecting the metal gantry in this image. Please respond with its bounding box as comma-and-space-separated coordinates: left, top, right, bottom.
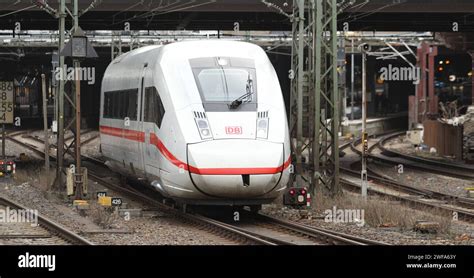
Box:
55, 0, 66, 191
54, 0, 95, 195
290, 0, 314, 190
290, 0, 341, 196
111, 31, 123, 61
111, 31, 142, 61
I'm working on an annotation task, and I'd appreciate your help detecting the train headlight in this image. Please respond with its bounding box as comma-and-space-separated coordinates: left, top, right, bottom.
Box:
197, 119, 209, 129
201, 128, 210, 137
256, 118, 269, 139
195, 118, 213, 140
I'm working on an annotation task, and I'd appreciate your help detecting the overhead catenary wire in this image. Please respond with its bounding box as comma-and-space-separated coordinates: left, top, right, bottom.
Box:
111, 0, 146, 19
3, 0, 22, 10
338, 1, 405, 24
81, 0, 103, 16
110, 0, 182, 26
141, 0, 217, 18
34, 0, 58, 18
111, 0, 215, 26
261, 0, 292, 19
0, 4, 36, 18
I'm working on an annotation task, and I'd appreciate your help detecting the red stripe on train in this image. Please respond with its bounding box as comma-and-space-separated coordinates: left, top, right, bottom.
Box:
100, 126, 145, 142
187, 155, 291, 175
149, 133, 189, 171
100, 125, 291, 175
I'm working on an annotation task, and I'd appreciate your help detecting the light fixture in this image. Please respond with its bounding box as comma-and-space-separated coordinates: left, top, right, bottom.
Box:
59, 26, 98, 59
194, 117, 213, 140
71, 36, 87, 58
217, 58, 228, 66
256, 118, 269, 139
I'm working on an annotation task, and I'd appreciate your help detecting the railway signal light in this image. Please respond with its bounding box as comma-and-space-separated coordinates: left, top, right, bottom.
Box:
362, 132, 369, 156
284, 187, 309, 208
359, 43, 371, 53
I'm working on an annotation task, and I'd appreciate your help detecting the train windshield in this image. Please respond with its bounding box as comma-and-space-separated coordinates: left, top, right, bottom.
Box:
190, 57, 257, 111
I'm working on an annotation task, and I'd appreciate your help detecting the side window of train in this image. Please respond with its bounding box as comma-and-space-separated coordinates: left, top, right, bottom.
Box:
126, 89, 138, 120
103, 89, 138, 120
144, 87, 165, 128
104, 92, 111, 117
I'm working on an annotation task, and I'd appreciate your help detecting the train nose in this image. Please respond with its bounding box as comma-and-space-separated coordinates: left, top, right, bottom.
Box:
187, 140, 287, 198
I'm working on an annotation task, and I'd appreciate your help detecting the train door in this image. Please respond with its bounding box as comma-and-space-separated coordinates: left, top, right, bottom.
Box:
142, 85, 165, 178
137, 64, 148, 175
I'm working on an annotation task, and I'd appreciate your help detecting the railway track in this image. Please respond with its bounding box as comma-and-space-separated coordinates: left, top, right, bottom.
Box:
351, 131, 474, 180
84, 165, 385, 245
340, 133, 474, 222
87, 168, 387, 245
0, 196, 93, 245
211, 210, 389, 245
6, 130, 387, 245
3, 130, 281, 245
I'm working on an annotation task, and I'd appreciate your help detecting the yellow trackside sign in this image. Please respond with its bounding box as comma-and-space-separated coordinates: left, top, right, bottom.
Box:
98, 196, 112, 207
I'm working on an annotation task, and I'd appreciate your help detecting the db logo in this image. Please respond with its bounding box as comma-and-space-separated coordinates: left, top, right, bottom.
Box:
225, 126, 242, 135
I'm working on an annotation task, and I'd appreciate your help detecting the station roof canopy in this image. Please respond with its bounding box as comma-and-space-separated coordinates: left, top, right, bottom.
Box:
0, 0, 474, 31
0, 0, 473, 12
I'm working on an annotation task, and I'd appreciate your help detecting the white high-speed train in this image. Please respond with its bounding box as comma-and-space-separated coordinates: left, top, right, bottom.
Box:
100, 40, 291, 208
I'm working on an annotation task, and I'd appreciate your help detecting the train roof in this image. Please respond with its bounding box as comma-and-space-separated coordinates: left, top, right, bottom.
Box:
111, 40, 263, 65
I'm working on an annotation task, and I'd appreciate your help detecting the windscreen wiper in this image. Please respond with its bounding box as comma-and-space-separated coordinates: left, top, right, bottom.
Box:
228, 75, 254, 109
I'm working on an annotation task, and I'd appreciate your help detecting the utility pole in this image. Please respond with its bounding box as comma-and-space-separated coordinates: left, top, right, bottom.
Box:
1, 125, 4, 160
313, 0, 340, 195
73, 0, 82, 200
50, 0, 96, 199
51, 52, 58, 133
41, 74, 50, 188
361, 47, 368, 198
294, 0, 304, 188
471, 52, 474, 106
74, 57, 82, 199
56, 0, 66, 191
289, 0, 341, 196
351, 39, 355, 121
